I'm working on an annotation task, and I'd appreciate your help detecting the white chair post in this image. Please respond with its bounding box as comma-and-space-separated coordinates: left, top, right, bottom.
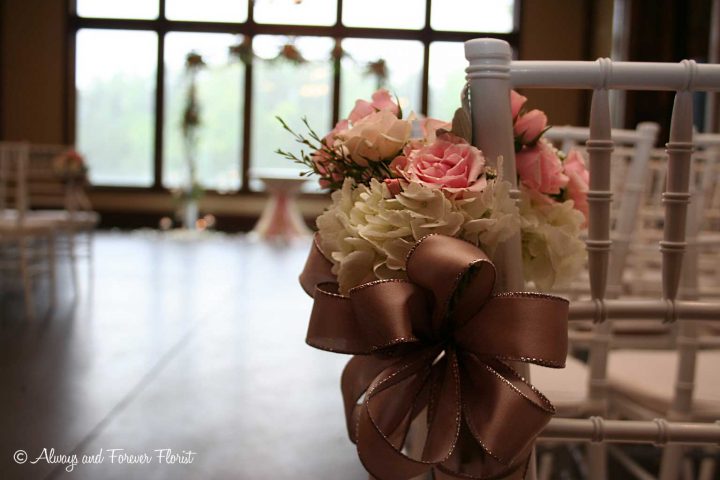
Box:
661, 86, 694, 301
464, 38, 524, 293
658, 70, 700, 480
584, 74, 615, 480
465, 38, 537, 480
586, 81, 614, 301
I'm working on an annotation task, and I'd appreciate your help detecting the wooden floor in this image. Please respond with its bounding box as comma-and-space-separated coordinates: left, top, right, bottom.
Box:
0, 232, 367, 479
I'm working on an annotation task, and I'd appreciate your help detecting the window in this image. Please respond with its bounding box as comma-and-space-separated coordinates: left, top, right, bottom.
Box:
75, 29, 157, 186
163, 32, 243, 191
340, 38, 423, 119
71, 0, 518, 192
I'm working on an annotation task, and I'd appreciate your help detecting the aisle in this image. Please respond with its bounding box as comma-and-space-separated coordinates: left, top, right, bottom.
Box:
0, 232, 365, 480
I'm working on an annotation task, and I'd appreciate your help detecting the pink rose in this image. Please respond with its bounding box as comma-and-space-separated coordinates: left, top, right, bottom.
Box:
383, 178, 402, 196
516, 139, 568, 195
421, 117, 452, 143
348, 88, 399, 124
391, 132, 486, 196
514, 109, 547, 144
563, 148, 590, 223
511, 90, 527, 119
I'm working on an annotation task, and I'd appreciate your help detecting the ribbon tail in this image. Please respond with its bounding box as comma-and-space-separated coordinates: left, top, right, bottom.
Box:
356, 352, 441, 480
342, 355, 398, 442
460, 353, 554, 468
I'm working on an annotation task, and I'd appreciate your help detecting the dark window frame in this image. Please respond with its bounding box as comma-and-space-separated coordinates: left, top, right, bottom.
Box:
66, 0, 520, 194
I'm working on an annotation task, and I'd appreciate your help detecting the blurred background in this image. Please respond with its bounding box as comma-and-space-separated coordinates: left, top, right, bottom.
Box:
1, 0, 715, 229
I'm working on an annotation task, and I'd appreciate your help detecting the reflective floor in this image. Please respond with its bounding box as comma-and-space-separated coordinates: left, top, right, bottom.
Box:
0, 232, 366, 479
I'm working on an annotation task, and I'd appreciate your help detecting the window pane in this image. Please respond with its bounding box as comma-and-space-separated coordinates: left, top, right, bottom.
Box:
431, 0, 515, 33
428, 42, 466, 122
164, 33, 243, 192
254, 0, 336, 26
340, 39, 423, 119
77, 0, 159, 19
76, 29, 157, 186
165, 0, 248, 23
342, 0, 425, 29
251, 36, 333, 187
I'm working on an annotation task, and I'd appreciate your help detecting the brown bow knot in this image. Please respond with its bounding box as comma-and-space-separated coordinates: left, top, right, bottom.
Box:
300, 234, 569, 480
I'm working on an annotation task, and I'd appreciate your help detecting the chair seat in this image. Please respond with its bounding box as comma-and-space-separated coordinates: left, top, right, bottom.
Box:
530, 356, 589, 416
0, 215, 56, 234
1, 209, 99, 228
29, 209, 99, 227
607, 349, 720, 419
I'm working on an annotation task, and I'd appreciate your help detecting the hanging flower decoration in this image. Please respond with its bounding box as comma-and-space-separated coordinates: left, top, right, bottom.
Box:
181, 51, 205, 136
331, 42, 347, 62
365, 58, 388, 88
179, 50, 206, 217
53, 149, 88, 182
276, 40, 307, 65
185, 51, 206, 72
229, 36, 254, 66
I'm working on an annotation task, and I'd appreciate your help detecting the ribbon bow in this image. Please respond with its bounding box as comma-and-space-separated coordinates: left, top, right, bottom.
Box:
300, 234, 568, 480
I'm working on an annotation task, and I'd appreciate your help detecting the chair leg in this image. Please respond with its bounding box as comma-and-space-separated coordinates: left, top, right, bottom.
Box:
587, 443, 607, 480
87, 229, 95, 288
68, 230, 78, 294
659, 444, 684, 480
698, 447, 717, 480
537, 450, 554, 480
47, 233, 56, 312
18, 237, 35, 321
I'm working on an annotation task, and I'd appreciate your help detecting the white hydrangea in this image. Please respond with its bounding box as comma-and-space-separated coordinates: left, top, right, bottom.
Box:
519, 190, 587, 291
316, 177, 520, 294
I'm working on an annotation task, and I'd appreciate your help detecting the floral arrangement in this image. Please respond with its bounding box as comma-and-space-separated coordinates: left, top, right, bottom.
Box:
280, 88, 589, 292
53, 149, 88, 181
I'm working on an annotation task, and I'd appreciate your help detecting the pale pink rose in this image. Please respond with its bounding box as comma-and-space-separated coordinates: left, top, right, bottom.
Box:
514, 109, 547, 144
328, 119, 349, 138
312, 119, 349, 164
391, 132, 486, 196
563, 148, 590, 223
369, 89, 400, 116
421, 117, 452, 143
348, 100, 375, 124
337, 110, 411, 166
511, 90, 527, 119
516, 139, 569, 195
348, 88, 399, 124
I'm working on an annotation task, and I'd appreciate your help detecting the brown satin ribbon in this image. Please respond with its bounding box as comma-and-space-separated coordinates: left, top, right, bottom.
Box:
300, 234, 569, 480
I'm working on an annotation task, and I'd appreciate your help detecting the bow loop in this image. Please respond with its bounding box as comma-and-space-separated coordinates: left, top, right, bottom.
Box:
455, 294, 569, 367
406, 235, 495, 332
348, 280, 428, 349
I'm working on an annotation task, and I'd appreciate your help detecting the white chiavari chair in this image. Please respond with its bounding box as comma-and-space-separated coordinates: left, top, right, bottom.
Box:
465, 38, 720, 480
0, 142, 58, 319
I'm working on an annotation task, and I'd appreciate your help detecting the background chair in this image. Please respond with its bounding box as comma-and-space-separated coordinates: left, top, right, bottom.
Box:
0, 142, 57, 320
25, 144, 99, 292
